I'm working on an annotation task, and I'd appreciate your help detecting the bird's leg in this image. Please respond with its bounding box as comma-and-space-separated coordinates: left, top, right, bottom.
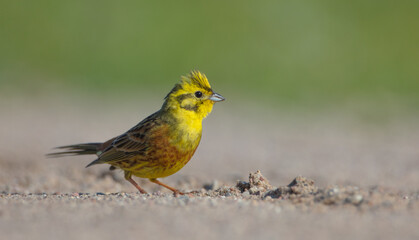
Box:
149, 178, 184, 196
127, 177, 148, 194
124, 172, 148, 194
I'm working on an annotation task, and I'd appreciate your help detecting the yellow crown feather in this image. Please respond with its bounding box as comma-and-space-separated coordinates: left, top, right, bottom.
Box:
181, 70, 212, 91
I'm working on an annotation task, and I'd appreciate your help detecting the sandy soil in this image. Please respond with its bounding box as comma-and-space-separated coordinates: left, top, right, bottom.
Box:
1, 97, 419, 240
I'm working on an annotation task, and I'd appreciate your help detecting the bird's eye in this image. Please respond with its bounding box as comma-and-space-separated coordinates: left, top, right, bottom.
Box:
194, 91, 203, 98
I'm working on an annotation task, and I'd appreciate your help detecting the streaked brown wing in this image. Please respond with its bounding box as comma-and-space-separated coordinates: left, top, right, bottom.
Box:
86, 111, 163, 167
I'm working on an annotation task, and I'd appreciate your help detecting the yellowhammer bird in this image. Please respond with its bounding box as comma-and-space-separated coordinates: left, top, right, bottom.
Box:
48, 70, 224, 195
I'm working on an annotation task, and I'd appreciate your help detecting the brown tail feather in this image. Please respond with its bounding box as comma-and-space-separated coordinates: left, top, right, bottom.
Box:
47, 143, 103, 157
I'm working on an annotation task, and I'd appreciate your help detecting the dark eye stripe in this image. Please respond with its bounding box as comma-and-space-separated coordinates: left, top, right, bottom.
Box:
175, 93, 194, 103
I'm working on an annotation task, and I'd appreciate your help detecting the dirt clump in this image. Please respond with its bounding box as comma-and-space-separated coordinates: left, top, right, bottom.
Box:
235, 171, 318, 200
202, 170, 413, 211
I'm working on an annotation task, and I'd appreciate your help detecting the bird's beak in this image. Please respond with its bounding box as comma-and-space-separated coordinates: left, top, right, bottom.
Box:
209, 93, 225, 102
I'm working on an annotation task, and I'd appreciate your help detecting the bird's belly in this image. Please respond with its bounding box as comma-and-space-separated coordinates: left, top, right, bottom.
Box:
128, 141, 199, 179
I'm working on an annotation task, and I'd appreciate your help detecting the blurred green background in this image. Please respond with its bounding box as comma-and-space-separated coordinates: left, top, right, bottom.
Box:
1, 1, 418, 117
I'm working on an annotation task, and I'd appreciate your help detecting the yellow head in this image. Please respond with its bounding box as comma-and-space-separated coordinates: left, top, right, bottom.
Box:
163, 70, 224, 121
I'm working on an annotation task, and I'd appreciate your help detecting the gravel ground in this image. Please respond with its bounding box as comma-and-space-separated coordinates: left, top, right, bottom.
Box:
1, 98, 419, 240
2, 171, 419, 240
